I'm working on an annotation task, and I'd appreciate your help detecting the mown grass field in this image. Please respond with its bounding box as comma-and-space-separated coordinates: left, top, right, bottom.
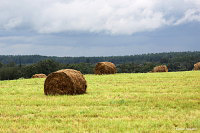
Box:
0, 71, 200, 132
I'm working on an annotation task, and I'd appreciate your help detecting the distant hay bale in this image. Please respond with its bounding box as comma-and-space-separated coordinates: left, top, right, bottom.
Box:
94, 62, 117, 75
152, 65, 168, 72
44, 69, 87, 95
32, 74, 47, 78
194, 62, 200, 70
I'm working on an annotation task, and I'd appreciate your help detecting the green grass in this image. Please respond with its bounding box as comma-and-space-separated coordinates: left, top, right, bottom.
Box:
0, 71, 200, 132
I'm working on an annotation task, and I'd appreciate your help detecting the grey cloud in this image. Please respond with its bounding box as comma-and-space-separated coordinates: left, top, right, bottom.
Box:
0, 22, 200, 56
0, 0, 200, 57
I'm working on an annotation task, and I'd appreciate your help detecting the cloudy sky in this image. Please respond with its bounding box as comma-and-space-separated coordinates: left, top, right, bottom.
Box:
0, 0, 200, 57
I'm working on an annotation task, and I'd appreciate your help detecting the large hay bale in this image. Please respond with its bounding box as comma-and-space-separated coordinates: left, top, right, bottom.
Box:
194, 62, 200, 70
44, 69, 87, 95
94, 62, 117, 75
32, 74, 47, 78
152, 65, 168, 72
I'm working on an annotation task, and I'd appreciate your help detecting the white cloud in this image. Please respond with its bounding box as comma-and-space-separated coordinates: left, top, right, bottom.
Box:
175, 9, 200, 25
0, 0, 200, 35
185, 0, 200, 6
4, 18, 22, 30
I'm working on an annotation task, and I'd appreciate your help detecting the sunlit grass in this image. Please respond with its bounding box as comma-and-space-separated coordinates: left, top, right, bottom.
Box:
0, 71, 200, 132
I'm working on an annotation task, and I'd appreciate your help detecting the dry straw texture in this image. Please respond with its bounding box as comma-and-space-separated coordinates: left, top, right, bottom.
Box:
152, 65, 168, 72
95, 62, 117, 75
194, 62, 200, 70
44, 69, 87, 95
32, 74, 47, 78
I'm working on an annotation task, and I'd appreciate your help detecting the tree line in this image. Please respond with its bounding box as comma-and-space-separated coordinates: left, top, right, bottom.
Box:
1, 51, 200, 65
0, 51, 200, 80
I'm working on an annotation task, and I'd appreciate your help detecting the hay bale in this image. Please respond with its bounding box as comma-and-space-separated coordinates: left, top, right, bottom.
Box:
152, 65, 168, 72
32, 74, 47, 78
94, 62, 117, 75
194, 62, 200, 70
44, 69, 87, 95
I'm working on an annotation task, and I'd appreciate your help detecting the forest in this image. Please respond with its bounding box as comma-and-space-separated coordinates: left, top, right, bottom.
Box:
0, 51, 200, 80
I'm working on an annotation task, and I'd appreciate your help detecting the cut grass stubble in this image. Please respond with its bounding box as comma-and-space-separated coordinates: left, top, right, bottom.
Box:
0, 71, 199, 132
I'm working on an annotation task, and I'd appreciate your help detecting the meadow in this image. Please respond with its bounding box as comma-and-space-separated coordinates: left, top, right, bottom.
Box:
0, 71, 199, 132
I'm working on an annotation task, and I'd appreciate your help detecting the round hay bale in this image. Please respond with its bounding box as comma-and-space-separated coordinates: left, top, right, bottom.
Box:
32, 74, 47, 78
94, 62, 117, 75
152, 65, 168, 72
194, 62, 200, 70
44, 69, 87, 95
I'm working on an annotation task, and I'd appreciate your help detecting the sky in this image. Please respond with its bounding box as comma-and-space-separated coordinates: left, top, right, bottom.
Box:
0, 0, 200, 57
